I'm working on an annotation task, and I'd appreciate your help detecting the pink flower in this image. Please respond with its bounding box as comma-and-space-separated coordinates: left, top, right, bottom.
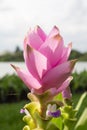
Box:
11, 26, 76, 94
49, 76, 73, 97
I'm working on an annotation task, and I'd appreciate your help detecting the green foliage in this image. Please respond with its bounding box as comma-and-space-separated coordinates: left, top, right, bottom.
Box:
69, 50, 82, 60
71, 93, 87, 129
0, 93, 87, 130
0, 46, 24, 61
71, 71, 87, 93
0, 74, 29, 103
52, 93, 87, 130
69, 49, 87, 61
0, 51, 24, 61
0, 70, 87, 103
75, 108, 87, 130
0, 101, 27, 130
79, 52, 87, 61
74, 92, 87, 130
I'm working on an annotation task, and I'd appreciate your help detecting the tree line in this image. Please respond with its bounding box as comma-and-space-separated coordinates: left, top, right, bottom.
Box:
0, 46, 87, 61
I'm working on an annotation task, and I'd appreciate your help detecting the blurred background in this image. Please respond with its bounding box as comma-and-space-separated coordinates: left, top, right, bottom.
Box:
0, 0, 87, 130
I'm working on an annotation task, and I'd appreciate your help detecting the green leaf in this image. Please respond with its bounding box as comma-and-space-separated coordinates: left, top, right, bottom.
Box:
52, 117, 62, 130
54, 93, 63, 102
75, 92, 87, 121
47, 123, 60, 130
75, 108, 87, 130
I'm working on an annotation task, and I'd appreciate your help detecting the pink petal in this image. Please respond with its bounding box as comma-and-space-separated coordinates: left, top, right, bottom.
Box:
24, 30, 43, 50
49, 76, 73, 96
48, 26, 60, 38
41, 60, 76, 92
58, 43, 72, 64
62, 86, 72, 99
24, 45, 51, 79
11, 64, 41, 91
57, 76, 73, 93
34, 25, 47, 42
39, 34, 64, 67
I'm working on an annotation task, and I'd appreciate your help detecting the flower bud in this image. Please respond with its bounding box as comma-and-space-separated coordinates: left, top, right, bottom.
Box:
23, 125, 30, 130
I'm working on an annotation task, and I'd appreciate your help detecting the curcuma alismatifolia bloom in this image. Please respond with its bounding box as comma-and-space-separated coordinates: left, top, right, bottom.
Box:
11, 26, 76, 95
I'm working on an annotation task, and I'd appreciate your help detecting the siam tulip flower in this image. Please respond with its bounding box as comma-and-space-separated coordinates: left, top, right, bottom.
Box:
11, 26, 76, 95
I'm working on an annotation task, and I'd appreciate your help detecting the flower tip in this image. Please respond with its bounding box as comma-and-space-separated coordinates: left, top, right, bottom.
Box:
69, 76, 73, 81
26, 44, 32, 53
70, 59, 77, 70
10, 64, 19, 71
34, 25, 39, 32
68, 42, 72, 48
54, 34, 62, 42
10, 64, 16, 70
35, 25, 40, 30
54, 25, 59, 31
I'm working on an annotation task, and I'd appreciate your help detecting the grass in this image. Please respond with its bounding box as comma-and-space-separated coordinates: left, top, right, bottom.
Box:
0, 101, 28, 130
72, 93, 81, 107
0, 94, 82, 130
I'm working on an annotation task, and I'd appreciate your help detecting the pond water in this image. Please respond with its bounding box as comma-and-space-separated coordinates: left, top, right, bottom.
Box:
0, 62, 26, 78
0, 61, 87, 78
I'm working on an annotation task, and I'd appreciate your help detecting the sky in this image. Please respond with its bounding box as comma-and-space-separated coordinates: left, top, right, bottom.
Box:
0, 0, 87, 53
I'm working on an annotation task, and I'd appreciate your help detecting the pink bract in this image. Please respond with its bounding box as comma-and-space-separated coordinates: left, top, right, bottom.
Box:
11, 26, 76, 94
